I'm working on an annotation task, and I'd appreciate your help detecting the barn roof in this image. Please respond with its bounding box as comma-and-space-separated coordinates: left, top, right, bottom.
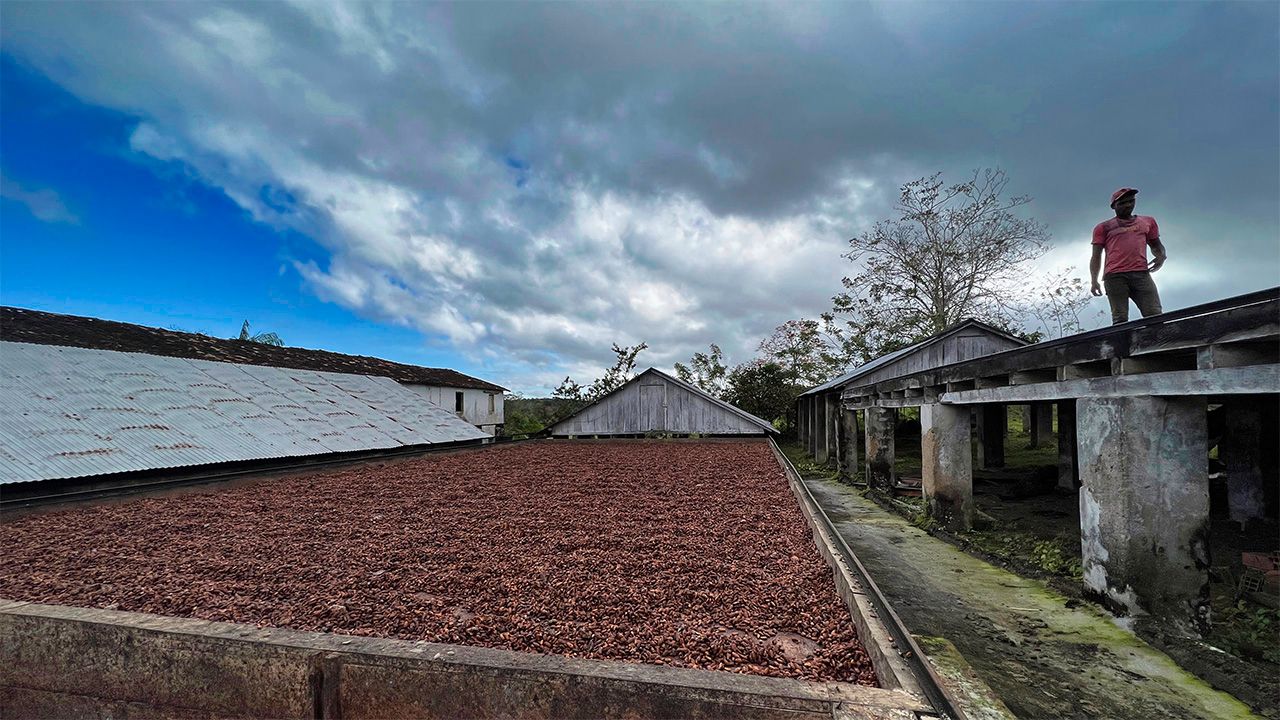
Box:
800, 319, 1026, 397
0, 340, 489, 484
0, 306, 506, 392
549, 367, 777, 435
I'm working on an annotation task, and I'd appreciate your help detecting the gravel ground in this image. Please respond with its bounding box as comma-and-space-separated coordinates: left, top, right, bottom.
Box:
0, 439, 876, 684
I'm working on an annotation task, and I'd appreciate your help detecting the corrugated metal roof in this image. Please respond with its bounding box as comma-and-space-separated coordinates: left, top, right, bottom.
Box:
0, 306, 507, 392
0, 341, 489, 484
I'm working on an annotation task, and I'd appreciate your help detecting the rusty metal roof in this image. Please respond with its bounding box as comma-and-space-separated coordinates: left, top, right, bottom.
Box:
0, 341, 489, 484
0, 306, 506, 392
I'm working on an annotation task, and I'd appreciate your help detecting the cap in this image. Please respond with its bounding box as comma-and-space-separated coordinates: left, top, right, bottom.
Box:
1110, 187, 1138, 208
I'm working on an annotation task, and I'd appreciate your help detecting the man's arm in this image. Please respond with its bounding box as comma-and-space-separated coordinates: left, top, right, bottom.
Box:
1090, 244, 1105, 296
1148, 239, 1167, 272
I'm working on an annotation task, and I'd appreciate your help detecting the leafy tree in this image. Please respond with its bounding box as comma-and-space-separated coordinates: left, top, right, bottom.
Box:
551, 342, 649, 414
674, 343, 728, 397
722, 360, 801, 432
236, 320, 284, 346
830, 168, 1049, 361
757, 319, 846, 387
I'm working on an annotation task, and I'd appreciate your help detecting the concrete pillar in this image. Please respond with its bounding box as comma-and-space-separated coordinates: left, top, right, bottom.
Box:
1057, 400, 1079, 490
814, 396, 830, 465
1222, 400, 1265, 526
1076, 396, 1210, 633
865, 407, 895, 491
797, 398, 808, 446
810, 397, 820, 458
839, 408, 859, 481
922, 403, 974, 530
822, 394, 839, 467
1029, 402, 1054, 449
975, 405, 1006, 469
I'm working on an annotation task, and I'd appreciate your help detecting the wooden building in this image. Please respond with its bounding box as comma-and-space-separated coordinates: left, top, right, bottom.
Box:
549, 368, 776, 437
797, 319, 1027, 475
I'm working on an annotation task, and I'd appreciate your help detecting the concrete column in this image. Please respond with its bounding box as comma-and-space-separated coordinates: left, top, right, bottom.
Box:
814, 396, 830, 465
839, 408, 859, 481
975, 405, 1006, 469
822, 394, 839, 467
865, 407, 895, 491
922, 403, 974, 530
1057, 400, 1079, 490
810, 397, 820, 458
1029, 402, 1054, 449
1222, 400, 1265, 526
1077, 396, 1210, 633
797, 398, 808, 446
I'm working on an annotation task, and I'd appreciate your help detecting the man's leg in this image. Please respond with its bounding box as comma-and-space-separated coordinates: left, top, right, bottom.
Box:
1129, 271, 1164, 318
1102, 274, 1132, 324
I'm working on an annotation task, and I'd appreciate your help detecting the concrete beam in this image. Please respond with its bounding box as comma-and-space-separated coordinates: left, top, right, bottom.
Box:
1221, 399, 1266, 526
941, 365, 1278, 405
839, 408, 859, 482
864, 408, 895, 492
1076, 396, 1210, 633
922, 403, 974, 530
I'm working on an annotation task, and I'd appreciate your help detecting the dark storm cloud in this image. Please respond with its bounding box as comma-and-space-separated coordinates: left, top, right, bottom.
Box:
1, 1, 1275, 391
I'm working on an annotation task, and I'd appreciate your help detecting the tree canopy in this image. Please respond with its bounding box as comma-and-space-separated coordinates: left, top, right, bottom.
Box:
829, 168, 1052, 362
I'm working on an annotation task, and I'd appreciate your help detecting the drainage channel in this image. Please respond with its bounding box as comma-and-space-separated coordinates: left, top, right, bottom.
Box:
770, 437, 966, 720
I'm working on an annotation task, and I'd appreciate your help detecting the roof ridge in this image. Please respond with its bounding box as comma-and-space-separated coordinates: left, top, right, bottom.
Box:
0, 306, 507, 392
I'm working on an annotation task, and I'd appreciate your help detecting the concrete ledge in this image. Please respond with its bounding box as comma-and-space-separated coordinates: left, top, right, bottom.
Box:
767, 443, 927, 703
0, 600, 929, 719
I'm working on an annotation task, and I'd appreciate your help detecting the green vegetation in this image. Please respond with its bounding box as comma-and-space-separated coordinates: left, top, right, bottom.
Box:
1209, 585, 1280, 665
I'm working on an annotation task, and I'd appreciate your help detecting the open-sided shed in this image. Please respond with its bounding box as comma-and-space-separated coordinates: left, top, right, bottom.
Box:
549, 368, 776, 437
798, 319, 1027, 474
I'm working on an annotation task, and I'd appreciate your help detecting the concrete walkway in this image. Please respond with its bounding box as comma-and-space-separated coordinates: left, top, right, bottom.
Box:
804, 478, 1257, 720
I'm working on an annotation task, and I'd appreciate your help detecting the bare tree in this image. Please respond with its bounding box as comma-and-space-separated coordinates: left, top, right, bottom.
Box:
830, 169, 1049, 360
236, 320, 284, 346
1022, 266, 1101, 341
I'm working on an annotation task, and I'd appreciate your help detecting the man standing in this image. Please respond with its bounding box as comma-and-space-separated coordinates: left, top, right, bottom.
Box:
1090, 187, 1168, 324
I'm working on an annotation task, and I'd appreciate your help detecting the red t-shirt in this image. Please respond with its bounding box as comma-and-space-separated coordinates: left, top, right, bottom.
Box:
1092, 215, 1160, 275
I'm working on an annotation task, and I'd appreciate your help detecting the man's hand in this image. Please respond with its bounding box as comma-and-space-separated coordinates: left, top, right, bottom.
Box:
1148, 257, 1165, 272
1091, 280, 1103, 296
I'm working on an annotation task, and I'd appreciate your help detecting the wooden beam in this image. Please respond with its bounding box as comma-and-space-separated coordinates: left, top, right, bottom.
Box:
1110, 354, 1196, 376
940, 365, 1278, 404
1058, 362, 1110, 381
1010, 368, 1057, 385
1197, 342, 1280, 370
1130, 299, 1280, 356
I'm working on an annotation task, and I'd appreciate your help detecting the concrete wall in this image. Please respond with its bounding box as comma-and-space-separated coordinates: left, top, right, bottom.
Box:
0, 600, 926, 720
405, 384, 504, 434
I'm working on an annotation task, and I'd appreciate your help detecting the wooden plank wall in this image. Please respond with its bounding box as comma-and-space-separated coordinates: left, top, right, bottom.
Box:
551, 375, 765, 435
851, 331, 1023, 389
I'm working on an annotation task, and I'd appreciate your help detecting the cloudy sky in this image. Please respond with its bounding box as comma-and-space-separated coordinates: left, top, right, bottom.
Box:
1, 1, 1276, 393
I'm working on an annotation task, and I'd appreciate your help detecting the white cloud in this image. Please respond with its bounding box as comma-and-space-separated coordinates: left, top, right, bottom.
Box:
2, 1, 1275, 392
0, 174, 78, 225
